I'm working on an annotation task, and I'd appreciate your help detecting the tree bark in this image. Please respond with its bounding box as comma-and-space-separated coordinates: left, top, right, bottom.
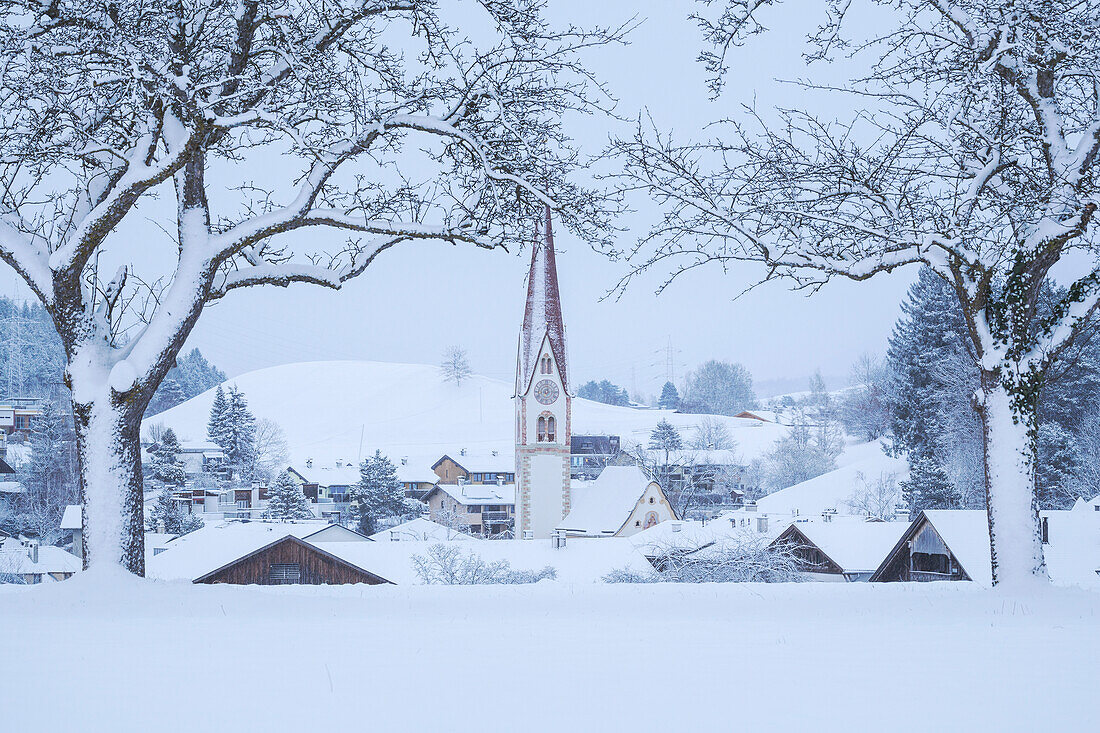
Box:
73, 393, 146, 575
977, 369, 1047, 587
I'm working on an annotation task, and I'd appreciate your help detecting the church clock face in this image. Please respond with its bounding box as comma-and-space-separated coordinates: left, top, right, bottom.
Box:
534, 379, 559, 405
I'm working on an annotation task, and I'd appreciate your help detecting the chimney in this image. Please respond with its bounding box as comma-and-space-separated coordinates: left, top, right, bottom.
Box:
306, 458, 313, 468
756, 515, 769, 534
551, 530, 567, 549
522, 529, 534, 541
390, 530, 399, 542
745, 501, 758, 513
460, 448, 466, 457
671, 521, 683, 533
497, 476, 504, 486
401, 457, 407, 465
27, 539, 39, 564
491, 450, 498, 457
822, 509, 834, 523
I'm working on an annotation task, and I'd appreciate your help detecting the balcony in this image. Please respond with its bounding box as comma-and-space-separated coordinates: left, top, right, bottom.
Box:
481, 511, 510, 523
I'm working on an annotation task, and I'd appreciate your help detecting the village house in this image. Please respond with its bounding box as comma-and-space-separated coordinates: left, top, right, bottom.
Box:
422, 482, 516, 537
0, 456, 22, 498
0, 537, 81, 584
394, 459, 439, 499
0, 399, 44, 444
557, 466, 678, 538
569, 434, 621, 480
431, 450, 515, 485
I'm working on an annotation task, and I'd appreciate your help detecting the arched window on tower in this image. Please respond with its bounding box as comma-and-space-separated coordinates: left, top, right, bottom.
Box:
547, 416, 556, 442
541, 355, 552, 374
537, 416, 547, 442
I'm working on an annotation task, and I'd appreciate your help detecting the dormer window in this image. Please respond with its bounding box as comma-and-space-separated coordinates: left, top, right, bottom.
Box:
541, 355, 553, 374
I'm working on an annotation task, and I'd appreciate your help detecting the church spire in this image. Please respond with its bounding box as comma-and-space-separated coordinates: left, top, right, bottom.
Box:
519, 205, 568, 393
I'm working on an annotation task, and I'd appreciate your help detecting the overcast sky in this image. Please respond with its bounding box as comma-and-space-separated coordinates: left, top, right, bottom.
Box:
0, 1, 915, 398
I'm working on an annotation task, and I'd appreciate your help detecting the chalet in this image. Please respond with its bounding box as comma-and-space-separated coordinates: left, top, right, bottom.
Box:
0, 399, 44, 441
557, 466, 678, 538
422, 482, 515, 536
0, 537, 81, 584
569, 434, 621, 480
431, 451, 515, 485
287, 462, 358, 521
177, 441, 228, 478
770, 520, 909, 582
648, 449, 750, 507
394, 460, 439, 499
194, 534, 392, 585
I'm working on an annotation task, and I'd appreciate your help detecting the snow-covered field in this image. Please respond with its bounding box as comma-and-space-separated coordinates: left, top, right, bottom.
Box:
2, 578, 1096, 732
153, 360, 788, 465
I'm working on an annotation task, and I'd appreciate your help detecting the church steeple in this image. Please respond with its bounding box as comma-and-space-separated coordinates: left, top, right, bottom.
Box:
518, 205, 568, 395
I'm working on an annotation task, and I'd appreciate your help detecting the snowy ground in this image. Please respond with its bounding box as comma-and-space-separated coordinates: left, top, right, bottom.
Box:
2, 579, 1097, 732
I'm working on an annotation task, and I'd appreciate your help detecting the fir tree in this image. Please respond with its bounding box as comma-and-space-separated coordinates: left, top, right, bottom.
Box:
207, 385, 228, 446
264, 471, 313, 521
148, 428, 187, 488
146, 376, 186, 416
146, 488, 204, 535
899, 457, 961, 518
350, 450, 412, 535
1036, 423, 1081, 510
648, 419, 683, 459
658, 381, 680, 410
214, 386, 256, 481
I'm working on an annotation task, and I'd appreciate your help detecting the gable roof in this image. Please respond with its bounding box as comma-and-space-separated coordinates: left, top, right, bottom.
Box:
774, 520, 909, 573
557, 466, 668, 536
0, 457, 15, 475
431, 451, 514, 475
369, 517, 472, 542
0, 542, 82, 575
192, 534, 394, 585
61, 505, 82, 531
517, 206, 568, 394
427, 482, 516, 505
870, 510, 992, 585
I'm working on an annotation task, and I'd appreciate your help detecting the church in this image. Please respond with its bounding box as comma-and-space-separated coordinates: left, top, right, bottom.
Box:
513, 207, 677, 539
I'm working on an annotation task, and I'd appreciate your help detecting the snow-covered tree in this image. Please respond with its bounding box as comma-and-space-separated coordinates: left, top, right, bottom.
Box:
612, 0, 1100, 584
412, 544, 556, 584
900, 458, 963, 519
440, 346, 472, 387
148, 428, 186, 488
649, 419, 683, 457
145, 377, 186, 417
658, 381, 681, 411
351, 450, 415, 535
577, 379, 630, 406
0, 1, 621, 574
264, 472, 313, 521
845, 471, 902, 521
11, 401, 79, 543
760, 423, 838, 494
206, 385, 229, 450
216, 386, 256, 482
839, 355, 892, 442
691, 416, 734, 450
680, 360, 756, 415
146, 488, 203, 536
252, 418, 290, 483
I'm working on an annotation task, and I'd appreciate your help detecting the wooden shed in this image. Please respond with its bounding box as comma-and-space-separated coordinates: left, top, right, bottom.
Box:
869, 511, 989, 583
193, 535, 393, 586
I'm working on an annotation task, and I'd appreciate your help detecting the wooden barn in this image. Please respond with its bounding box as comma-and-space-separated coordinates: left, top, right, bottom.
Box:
770, 520, 909, 582
193, 534, 393, 586
870, 510, 990, 583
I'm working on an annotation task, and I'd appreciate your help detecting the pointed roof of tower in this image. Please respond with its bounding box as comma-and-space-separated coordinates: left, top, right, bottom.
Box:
518, 205, 568, 393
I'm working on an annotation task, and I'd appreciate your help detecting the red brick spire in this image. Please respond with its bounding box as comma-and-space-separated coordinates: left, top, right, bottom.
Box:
518, 205, 568, 393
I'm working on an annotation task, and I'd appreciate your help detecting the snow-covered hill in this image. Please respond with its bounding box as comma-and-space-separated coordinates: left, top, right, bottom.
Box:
152, 360, 788, 468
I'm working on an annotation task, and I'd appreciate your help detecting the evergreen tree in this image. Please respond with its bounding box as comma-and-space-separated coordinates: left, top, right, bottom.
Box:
899, 457, 961, 517
577, 379, 630, 406
13, 400, 79, 541
350, 450, 412, 535
146, 488, 204, 535
658, 381, 680, 410
264, 471, 313, 521
649, 419, 683, 456
206, 385, 228, 446
145, 376, 187, 416
1036, 423, 1081, 510
148, 428, 187, 488
211, 385, 256, 481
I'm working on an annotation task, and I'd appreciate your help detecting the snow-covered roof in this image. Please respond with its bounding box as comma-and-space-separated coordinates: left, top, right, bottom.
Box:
0, 480, 25, 494
369, 518, 472, 543
1041, 509, 1100, 586
394, 463, 439, 485
0, 543, 81, 575
432, 482, 515, 505
292, 462, 360, 487
918, 510, 994, 585
630, 517, 756, 557
179, 441, 221, 453
781, 520, 909, 573
645, 448, 742, 467
146, 520, 344, 581
558, 466, 656, 536
756, 441, 908, 517
434, 450, 514, 474
736, 410, 779, 423
315, 536, 652, 585
61, 505, 82, 530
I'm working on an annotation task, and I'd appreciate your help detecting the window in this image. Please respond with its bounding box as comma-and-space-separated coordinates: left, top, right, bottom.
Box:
269, 563, 301, 584
1041, 516, 1050, 544
469, 504, 482, 514
635, 520, 641, 527
649, 497, 655, 504
537, 416, 547, 442
541, 355, 552, 374
547, 416, 556, 442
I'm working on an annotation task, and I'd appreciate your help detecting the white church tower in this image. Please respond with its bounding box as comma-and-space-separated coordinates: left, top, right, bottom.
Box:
514, 206, 571, 539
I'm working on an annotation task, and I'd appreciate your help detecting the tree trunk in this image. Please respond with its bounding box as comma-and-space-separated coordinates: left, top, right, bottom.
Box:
977, 370, 1047, 587
73, 394, 146, 575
